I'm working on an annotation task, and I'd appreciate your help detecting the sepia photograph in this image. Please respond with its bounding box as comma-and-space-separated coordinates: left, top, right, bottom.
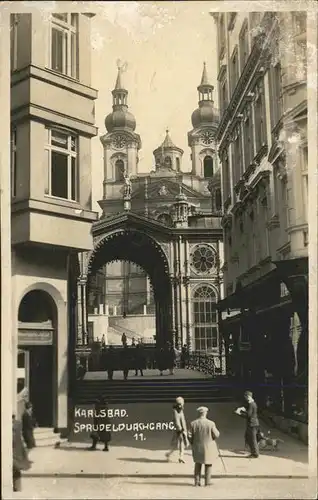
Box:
1, 1, 317, 499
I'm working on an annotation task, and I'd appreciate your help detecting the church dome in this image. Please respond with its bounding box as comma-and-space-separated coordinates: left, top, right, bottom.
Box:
105, 108, 136, 132
191, 102, 218, 128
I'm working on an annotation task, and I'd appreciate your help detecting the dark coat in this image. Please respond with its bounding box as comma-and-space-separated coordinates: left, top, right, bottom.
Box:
134, 345, 146, 369
167, 347, 176, 368
13, 419, 31, 471
245, 401, 259, 428
22, 411, 36, 449
90, 403, 111, 444
156, 348, 167, 371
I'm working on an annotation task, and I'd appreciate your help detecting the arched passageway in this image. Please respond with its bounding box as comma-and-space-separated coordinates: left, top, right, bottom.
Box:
18, 290, 56, 426
87, 229, 172, 347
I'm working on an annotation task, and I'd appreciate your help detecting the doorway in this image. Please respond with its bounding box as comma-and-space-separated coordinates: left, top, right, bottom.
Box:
18, 289, 56, 427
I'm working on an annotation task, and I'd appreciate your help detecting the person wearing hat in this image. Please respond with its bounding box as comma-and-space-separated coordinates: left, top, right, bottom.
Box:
89, 396, 111, 451
239, 391, 260, 458
165, 397, 189, 463
188, 406, 220, 486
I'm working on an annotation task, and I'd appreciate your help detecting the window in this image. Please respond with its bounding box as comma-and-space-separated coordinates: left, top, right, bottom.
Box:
50, 13, 78, 78
220, 79, 228, 115
115, 159, 125, 181
203, 156, 214, 178
164, 156, 172, 168
293, 12, 306, 35
193, 285, 218, 352
176, 157, 180, 171
239, 22, 249, 71
230, 48, 239, 94
243, 109, 254, 169
269, 63, 282, 129
10, 14, 18, 71
254, 82, 267, 151
215, 188, 222, 211
11, 129, 17, 198
219, 14, 226, 55
223, 153, 231, 201
233, 132, 243, 185
45, 129, 78, 201
301, 145, 308, 221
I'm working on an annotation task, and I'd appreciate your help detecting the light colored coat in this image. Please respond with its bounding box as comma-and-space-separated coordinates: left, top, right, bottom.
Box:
188, 416, 220, 464
171, 407, 188, 447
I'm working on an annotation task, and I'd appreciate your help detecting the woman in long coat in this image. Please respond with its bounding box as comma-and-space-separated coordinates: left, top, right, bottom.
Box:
188, 406, 220, 486
89, 396, 111, 451
13, 416, 32, 491
22, 402, 36, 449
165, 397, 189, 463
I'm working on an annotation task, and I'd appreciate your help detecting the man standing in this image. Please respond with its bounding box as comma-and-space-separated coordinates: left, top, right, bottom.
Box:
165, 397, 188, 463
188, 406, 220, 487
240, 391, 260, 458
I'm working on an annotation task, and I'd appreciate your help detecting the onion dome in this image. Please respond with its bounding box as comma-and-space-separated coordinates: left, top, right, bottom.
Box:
105, 63, 137, 132
191, 62, 219, 128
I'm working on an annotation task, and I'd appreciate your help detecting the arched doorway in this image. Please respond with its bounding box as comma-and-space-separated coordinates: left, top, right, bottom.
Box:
87, 230, 172, 347
18, 290, 56, 427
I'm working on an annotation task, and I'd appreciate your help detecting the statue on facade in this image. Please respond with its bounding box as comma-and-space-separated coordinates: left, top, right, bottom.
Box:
123, 172, 132, 199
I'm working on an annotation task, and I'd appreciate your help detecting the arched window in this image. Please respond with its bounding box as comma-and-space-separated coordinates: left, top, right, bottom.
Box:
157, 213, 173, 227
193, 285, 218, 352
176, 157, 180, 171
164, 156, 172, 168
204, 156, 214, 178
215, 188, 222, 211
115, 159, 125, 181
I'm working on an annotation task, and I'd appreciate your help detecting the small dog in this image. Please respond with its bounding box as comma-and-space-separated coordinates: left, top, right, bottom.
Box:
257, 430, 284, 451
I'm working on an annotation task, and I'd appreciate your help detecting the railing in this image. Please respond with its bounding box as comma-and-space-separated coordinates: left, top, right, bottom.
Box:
188, 352, 227, 376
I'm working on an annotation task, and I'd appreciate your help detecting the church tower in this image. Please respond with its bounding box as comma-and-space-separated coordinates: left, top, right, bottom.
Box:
100, 62, 141, 199
188, 63, 219, 179
153, 129, 184, 173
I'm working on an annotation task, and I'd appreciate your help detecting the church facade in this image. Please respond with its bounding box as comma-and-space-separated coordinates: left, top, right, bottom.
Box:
77, 63, 224, 355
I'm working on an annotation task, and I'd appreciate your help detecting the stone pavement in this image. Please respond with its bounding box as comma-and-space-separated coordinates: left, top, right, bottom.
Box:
25, 402, 308, 478
4, 402, 310, 499
8, 476, 316, 500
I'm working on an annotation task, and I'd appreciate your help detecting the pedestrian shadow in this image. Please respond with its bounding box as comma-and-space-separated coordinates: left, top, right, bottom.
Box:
117, 457, 168, 463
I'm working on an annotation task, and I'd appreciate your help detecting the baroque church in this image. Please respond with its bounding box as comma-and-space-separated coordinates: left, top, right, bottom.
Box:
85, 62, 223, 353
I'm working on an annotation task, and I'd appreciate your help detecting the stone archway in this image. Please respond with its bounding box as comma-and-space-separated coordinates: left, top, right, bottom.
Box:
84, 229, 172, 347
17, 289, 57, 427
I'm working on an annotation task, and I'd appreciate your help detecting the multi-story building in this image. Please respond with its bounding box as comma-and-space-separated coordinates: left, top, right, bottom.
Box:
212, 12, 308, 412
78, 63, 224, 355
10, 12, 98, 432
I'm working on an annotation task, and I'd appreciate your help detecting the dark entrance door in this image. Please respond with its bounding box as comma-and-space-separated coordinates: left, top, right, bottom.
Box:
29, 346, 53, 427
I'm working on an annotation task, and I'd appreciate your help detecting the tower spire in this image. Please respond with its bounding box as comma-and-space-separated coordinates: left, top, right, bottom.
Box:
197, 62, 214, 103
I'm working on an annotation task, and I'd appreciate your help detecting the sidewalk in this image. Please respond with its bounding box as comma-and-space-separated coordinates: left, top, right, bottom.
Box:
24, 402, 308, 479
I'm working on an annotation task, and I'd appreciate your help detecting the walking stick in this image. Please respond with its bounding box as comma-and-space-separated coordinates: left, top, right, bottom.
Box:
216, 441, 227, 474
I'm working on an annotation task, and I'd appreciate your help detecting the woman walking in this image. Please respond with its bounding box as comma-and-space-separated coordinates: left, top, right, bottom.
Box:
165, 397, 189, 463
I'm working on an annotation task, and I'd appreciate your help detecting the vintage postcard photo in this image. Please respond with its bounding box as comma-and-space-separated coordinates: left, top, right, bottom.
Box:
1, 1, 317, 498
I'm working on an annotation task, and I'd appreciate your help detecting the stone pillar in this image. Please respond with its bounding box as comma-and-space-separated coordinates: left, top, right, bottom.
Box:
177, 237, 184, 347
183, 238, 191, 349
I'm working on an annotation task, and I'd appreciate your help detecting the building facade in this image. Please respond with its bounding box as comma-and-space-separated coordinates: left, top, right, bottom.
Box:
212, 12, 308, 412
10, 12, 97, 431
77, 63, 224, 355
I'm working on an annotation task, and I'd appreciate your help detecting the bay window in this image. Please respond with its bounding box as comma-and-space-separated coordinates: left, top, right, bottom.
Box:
45, 129, 78, 201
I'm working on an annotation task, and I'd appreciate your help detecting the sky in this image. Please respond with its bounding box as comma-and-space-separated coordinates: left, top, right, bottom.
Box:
90, 1, 218, 211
